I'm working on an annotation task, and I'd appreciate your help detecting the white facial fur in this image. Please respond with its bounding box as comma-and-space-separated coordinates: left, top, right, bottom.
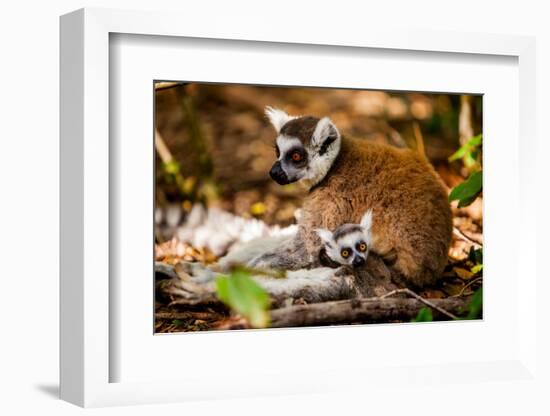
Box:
266, 107, 341, 189
276, 135, 303, 159
316, 210, 374, 266
301, 122, 341, 189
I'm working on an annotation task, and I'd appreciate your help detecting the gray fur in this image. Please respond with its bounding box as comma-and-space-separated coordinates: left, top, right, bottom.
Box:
247, 228, 313, 270
219, 234, 295, 271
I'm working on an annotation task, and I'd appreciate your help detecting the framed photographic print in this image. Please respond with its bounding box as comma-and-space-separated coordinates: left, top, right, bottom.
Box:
60, 7, 539, 408
152, 82, 483, 333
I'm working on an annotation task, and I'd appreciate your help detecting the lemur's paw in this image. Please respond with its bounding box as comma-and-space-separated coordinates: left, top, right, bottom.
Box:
381, 248, 398, 266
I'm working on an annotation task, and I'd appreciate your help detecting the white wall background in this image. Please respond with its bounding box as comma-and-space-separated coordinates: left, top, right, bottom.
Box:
0, 1, 548, 414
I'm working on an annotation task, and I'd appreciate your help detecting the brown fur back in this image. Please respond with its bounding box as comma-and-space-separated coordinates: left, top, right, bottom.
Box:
301, 137, 452, 288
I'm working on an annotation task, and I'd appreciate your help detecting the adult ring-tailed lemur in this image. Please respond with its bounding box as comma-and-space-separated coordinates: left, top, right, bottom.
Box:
228, 107, 452, 289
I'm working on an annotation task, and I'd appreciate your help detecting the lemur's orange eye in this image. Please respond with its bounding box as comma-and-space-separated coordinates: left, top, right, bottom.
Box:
291, 152, 302, 162
341, 249, 350, 258
358, 243, 367, 252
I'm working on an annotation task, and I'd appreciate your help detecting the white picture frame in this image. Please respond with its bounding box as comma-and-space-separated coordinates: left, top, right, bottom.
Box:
60, 7, 539, 408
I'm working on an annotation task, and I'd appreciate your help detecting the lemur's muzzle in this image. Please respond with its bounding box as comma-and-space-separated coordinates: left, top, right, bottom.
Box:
352, 256, 366, 268
269, 161, 291, 185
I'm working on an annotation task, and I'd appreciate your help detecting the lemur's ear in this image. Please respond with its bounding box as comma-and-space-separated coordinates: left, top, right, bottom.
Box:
360, 209, 373, 244
265, 106, 294, 133
315, 228, 334, 246
312, 117, 340, 151
360, 209, 373, 230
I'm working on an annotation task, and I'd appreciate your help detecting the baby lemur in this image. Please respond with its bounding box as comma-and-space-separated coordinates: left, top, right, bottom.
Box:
248, 107, 453, 288
316, 210, 374, 269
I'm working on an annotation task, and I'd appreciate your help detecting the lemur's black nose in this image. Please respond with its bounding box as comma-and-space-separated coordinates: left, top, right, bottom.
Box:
269, 161, 290, 185
352, 256, 365, 268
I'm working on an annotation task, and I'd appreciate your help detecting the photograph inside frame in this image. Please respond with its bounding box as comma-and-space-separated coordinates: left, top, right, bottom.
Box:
154, 82, 483, 333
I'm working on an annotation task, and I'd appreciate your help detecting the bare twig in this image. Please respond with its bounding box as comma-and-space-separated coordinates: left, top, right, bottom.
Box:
412, 121, 426, 159
454, 276, 483, 297
459, 95, 474, 146
453, 226, 483, 247
380, 288, 459, 320
155, 81, 185, 91
154, 129, 173, 164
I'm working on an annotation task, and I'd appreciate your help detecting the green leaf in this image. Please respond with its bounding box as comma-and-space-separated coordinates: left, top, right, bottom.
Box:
449, 134, 482, 162
449, 170, 482, 207
467, 134, 483, 148
463, 152, 477, 169
215, 268, 271, 328
412, 307, 433, 322
465, 288, 483, 320
457, 194, 478, 208
471, 264, 483, 274
163, 161, 180, 175
448, 146, 468, 162
468, 247, 483, 264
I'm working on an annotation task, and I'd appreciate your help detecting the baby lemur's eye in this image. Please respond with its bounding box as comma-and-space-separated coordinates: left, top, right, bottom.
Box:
291, 151, 302, 162
357, 242, 367, 252
341, 248, 350, 258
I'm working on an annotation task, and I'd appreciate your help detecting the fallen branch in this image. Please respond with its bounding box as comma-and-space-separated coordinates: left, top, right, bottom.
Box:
380, 288, 459, 320
269, 296, 469, 328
